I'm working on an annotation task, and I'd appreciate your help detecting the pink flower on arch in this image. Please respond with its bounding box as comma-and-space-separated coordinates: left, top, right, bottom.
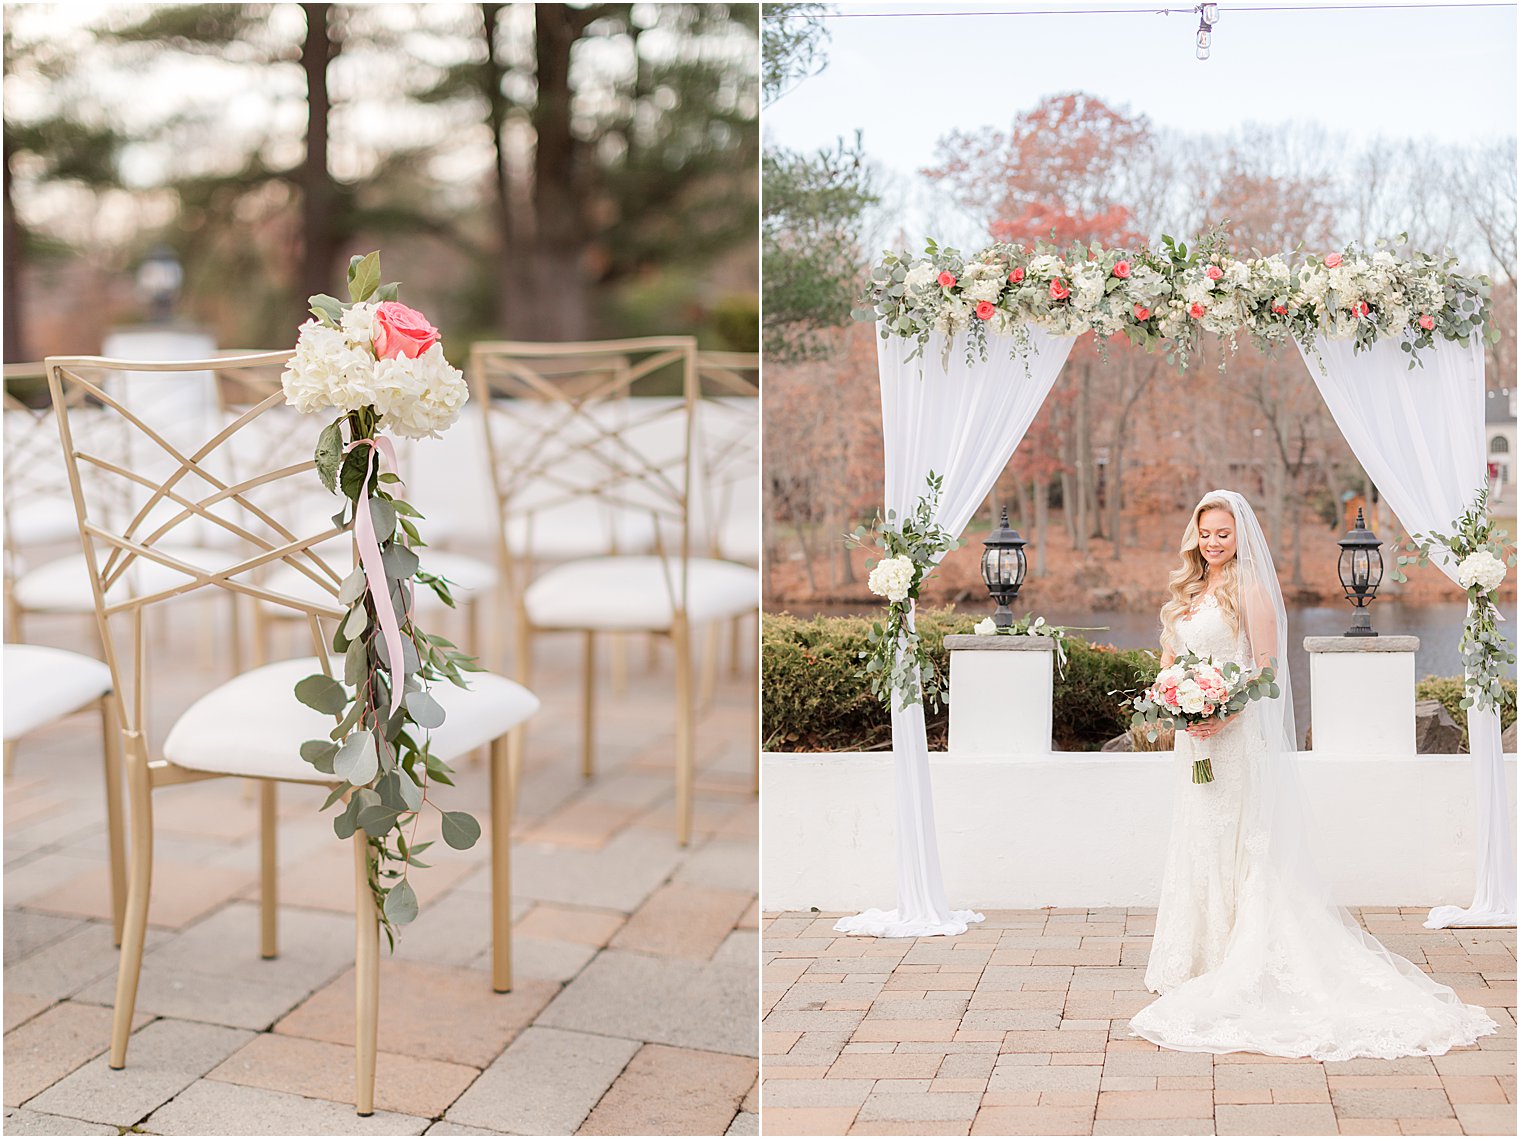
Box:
1009, 267, 1025, 284
1049, 278, 1070, 301
1325, 252, 1343, 268
1272, 303, 1288, 315
1419, 314, 1435, 330
975, 301, 996, 321
1205, 264, 1224, 281
938, 271, 957, 289
1133, 304, 1150, 321
1112, 260, 1131, 279
1189, 302, 1206, 319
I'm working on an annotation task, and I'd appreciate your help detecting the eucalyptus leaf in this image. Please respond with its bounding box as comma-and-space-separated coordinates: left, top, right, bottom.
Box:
300, 739, 338, 774
333, 797, 361, 839
382, 545, 419, 580
338, 566, 367, 606
382, 878, 418, 924
342, 603, 369, 641
295, 674, 348, 715
356, 801, 400, 839
404, 689, 446, 730
440, 810, 481, 850
369, 496, 397, 541
334, 729, 379, 786
344, 637, 369, 688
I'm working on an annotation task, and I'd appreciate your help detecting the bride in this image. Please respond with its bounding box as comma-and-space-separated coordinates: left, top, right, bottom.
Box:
1130, 490, 1497, 1060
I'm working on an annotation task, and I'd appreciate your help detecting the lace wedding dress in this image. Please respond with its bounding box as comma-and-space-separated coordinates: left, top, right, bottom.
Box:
1131, 592, 1498, 1060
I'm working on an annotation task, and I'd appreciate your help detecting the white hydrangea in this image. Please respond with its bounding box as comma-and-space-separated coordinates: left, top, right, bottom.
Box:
1028, 254, 1063, 278
1226, 261, 1251, 287
340, 302, 378, 347
904, 263, 937, 292
1457, 548, 1508, 594
281, 320, 380, 415
973, 617, 997, 636
964, 279, 1002, 304
867, 555, 916, 603
369, 344, 470, 439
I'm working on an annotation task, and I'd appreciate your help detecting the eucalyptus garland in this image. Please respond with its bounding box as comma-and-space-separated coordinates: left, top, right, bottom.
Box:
1392, 487, 1517, 714
854, 232, 1497, 373
283, 255, 484, 947
852, 472, 959, 711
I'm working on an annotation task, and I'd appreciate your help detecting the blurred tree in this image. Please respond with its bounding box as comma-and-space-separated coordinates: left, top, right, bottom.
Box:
763, 134, 877, 362
3, 16, 127, 361
762, 2, 829, 105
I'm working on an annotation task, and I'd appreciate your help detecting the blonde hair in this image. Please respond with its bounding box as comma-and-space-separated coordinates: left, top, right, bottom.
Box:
1160, 496, 1241, 653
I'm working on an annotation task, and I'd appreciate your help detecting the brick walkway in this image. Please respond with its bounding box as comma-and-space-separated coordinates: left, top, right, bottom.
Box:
762, 908, 1516, 1136
5, 607, 758, 1136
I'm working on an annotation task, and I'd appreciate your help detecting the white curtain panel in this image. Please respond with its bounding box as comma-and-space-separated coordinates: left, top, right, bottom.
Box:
836, 325, 1076, 938
1297, 335, 1516, 929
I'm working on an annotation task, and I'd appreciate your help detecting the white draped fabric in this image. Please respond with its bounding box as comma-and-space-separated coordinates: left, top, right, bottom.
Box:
836, 326, 1076, 938
1296, 335, 1516, 929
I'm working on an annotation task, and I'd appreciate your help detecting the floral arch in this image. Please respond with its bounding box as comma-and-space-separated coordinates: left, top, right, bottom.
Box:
838, 231, 1513, 940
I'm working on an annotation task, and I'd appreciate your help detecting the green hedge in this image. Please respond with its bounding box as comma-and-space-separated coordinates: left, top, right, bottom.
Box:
1415, 676, 1517, 749
763, 609, 1160, 752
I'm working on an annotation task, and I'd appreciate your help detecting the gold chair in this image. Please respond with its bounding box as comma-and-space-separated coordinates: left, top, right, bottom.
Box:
47, 352, 536, 1115
471, 338, 759, 846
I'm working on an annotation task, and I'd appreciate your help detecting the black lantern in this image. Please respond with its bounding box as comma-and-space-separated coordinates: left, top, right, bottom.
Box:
981, 506, 1027, 628
136, 245, 183, 323
1337, 507, 1383, 637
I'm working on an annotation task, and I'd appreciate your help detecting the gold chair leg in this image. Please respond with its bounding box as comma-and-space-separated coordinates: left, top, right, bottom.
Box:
699, 621, 720, 708
610, 632, 629, 696
506, 724, 525, 805
581, 631, 595, 780
110, 735, 154, 1070
729, 613, 745, 677
490, 734, 513, 993
100, 694, 128, 946
674, 619, 694, 848
260, 781, 278, 959
353, 836, 379, 1116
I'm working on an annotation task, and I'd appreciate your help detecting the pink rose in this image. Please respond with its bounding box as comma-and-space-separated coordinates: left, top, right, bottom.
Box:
1133, 304, 1150, 321
1353, 301, 1370, 318
1272, 303, 1288, 315
1189, 302, 1206, 318
1112, 260, 1131, 279
1324, 252, 1343, 268
1419, 314, 1435, 330
1049, 278, 1070, 301
974, 300, 996, 321
938, 271, 957, 288
372, 301, 441, 360
1009, 267, 1025, 283
1205, 264, 1223, 281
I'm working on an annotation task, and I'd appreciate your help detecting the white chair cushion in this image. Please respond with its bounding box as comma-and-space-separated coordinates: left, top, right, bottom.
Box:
5, 498, 82, 546
12, 546, 232, 613
419, 550, 497, 596
163, 657, 538, 783
524, 555, 758, 632
2, 645, 113, 741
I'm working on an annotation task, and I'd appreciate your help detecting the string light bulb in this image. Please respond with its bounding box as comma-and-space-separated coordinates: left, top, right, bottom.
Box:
1195, 3, 1218, 59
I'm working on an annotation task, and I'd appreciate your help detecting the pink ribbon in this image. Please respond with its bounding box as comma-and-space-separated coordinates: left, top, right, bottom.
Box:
345, 435, 405, 715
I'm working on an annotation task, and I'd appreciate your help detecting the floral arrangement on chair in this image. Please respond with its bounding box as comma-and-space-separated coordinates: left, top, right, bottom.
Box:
281, 252, 482, 944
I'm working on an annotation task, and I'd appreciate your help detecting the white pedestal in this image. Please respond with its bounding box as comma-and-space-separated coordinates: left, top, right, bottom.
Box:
946, 634, 1053, 755
1304, 635, 1419, 755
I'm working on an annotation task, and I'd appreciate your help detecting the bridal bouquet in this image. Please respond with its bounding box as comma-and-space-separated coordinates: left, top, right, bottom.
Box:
1128, 652, 1279, 784
282, 251, 483, 945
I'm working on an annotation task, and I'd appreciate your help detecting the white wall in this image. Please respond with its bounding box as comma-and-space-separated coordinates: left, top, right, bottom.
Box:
761, 750, 1519, 912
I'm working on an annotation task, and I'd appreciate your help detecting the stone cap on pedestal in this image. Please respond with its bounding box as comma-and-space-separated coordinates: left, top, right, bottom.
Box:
944, 634, 1055, 651
1303, 635, 1420, 652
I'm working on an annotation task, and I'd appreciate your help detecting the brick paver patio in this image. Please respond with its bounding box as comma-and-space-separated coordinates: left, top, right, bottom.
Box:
4, 605, 758, 1135
762, 908, 1515, 1136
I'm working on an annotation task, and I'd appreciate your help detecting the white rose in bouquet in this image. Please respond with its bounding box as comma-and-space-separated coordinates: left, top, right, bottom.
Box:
904, 263, 938, 292
868, 555, 917, 603
965, 279, 1002, 304
1457, 549, 1508, 594
1178, 680, 1207, 715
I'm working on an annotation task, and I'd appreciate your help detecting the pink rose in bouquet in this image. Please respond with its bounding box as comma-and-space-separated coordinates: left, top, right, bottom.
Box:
373, 301, 441, 360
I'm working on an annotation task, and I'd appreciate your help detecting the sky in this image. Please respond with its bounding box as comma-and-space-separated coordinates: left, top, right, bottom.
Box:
764, 0, 1518, 246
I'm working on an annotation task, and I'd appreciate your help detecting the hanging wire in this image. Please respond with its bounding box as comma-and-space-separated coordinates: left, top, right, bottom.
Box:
789, 3, 1512, 17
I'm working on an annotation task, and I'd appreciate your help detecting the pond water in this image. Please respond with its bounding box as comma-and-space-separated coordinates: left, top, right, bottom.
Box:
776, 599, 1516, 739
